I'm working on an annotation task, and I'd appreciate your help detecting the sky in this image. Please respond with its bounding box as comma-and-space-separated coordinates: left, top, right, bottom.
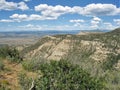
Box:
0, 0, 120, 31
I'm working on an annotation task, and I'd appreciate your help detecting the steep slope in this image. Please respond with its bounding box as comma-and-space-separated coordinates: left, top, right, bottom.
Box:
22, 28, 120, 69
107, 28, 120, 34
20, 28, 120, 89
22, 35, 72, 60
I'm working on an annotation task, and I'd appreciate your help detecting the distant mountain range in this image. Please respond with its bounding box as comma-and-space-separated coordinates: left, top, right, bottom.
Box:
0, 30, 110, 38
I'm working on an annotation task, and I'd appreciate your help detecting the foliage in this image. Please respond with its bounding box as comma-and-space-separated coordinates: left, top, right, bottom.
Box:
102, 54, 120, 70
0, 46, 10, 58
0, 46, 22, 63
35, 60, 105, 90
0, 79, 10, 90
104, 71, 120, 90
22, 58, 45, 71
0, 61, 4, 70
18, 72, 32, 90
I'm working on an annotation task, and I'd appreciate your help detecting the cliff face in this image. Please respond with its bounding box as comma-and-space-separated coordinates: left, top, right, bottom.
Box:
22, 28, 120, 69
23, 35, 72, 60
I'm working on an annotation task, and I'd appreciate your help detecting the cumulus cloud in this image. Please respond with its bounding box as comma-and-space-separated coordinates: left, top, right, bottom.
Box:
93, 17, 101, 21
1, 3, 120, 23
34, 3, 120, 19
0, 0, 29, 11
10, 14, 28, 19
19, 24, 42, 30
70, 19, 85, 23
70, 19, 85, 27
35, 4, 84, 19
0, 19, 14, 22
104, 22, 112, 26
35, 4, 73, 19
90, 17, 102, 29
10, 14, 28, 22
25, 24, 34, 27
18, 2, 29, 10
9, 13, 58, 22
103, 22, 116, 30
28, 14, 43, 20
82, 3, 120, 16
114, 19, 120, 25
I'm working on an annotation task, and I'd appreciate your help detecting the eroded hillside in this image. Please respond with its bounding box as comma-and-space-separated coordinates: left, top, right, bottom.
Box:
22, 29, 120, 90
22, 29, 120, 70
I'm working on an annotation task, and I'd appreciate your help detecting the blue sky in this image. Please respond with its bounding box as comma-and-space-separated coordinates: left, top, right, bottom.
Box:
0, 0, 120, 31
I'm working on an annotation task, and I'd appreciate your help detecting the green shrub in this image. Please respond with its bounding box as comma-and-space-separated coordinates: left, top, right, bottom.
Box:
0, 79, 10, 90
0, 46, 9, 58
102, 54, 120, 70
35, 60, 105, 90
22, 59, 45, 71
0, 61, 4, 70
104, 71, 120, 90
0, 46, 22, 63
18, 72, 32, 90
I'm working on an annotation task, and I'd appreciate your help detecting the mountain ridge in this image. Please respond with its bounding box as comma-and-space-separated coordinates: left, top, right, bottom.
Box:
22, 28, 120, 70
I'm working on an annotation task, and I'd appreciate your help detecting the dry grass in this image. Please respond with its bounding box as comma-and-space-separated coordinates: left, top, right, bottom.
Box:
0, 59, 38, 90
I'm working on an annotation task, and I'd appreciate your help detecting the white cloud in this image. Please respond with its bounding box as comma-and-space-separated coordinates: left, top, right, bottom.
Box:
19, 24, 42, 30
34, 4, 84, 19
10, 14, 28, 19
71, 6, 83, 14
24, 0, 31, 2
18, 24, 83, 31
91, 20, 99, 25
0, 0, 17, 10
0, 19, 14, 22
70, 19, 85, 23
9, 13, 59, 22
28, 14, 43, 20
93, 17, 101, 21
0, 0, 29, 11
70, 19, 85, 27
0, 2, 120, 27
25, 24, 34, 28
82, 3, 120, 16
2, 3, 120, 23
29, 14, 57, 20
73, 23, 81, 27
34, 3, 120, 19
91, 24, 99, 29
10, 14, 28, 22
90, 17, 102, 29
104, 22, 112, 26
18, 2, 29, 10
113, 19, 120, 25
103, 22, 116, 30
35, 4, 72, 19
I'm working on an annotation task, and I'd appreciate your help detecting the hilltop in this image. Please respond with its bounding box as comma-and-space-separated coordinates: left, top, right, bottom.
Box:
107, 28, 120, 34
